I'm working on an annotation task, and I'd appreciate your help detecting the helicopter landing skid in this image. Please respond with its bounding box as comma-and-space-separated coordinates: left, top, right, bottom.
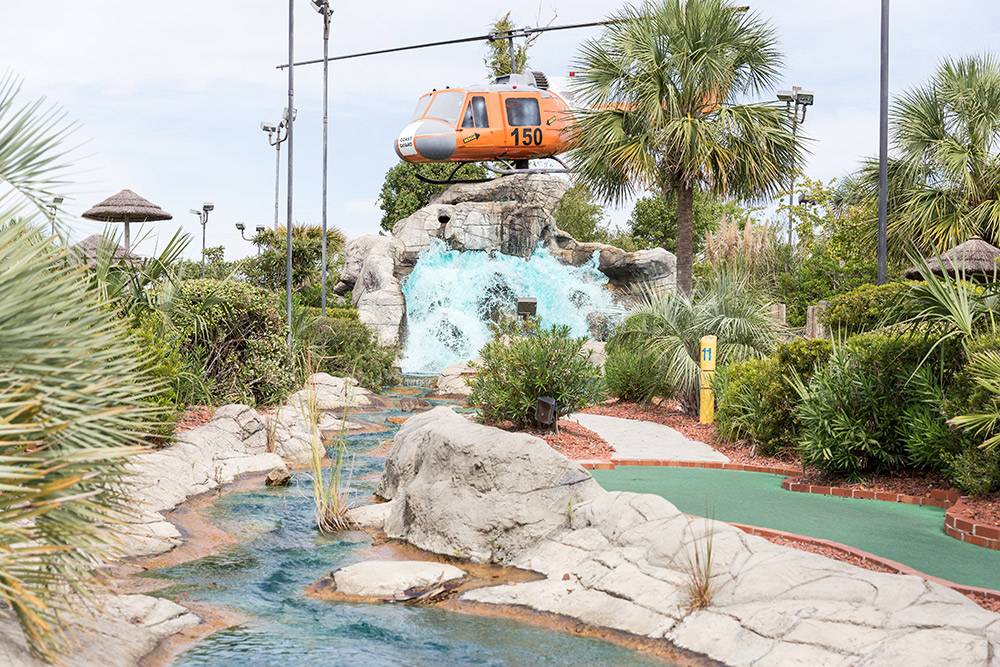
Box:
414, 162, 493, 185
484, 154, 570, 176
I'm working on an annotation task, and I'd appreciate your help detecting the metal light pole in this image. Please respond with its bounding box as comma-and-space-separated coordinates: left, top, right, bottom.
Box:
190, 203, 213, 277
47, 196, 63, 237
261, 119, 290, 230
285, 0, 295, 347
312, 0, 332, 317
877, 0, 889, 285
777, 87, 815, 244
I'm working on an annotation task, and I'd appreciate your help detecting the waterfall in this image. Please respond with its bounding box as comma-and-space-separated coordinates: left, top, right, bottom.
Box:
399, 239, 621, 374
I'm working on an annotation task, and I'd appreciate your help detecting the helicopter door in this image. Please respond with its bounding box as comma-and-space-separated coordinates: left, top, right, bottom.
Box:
458, 95, 497, 158
503, 96, 543, 154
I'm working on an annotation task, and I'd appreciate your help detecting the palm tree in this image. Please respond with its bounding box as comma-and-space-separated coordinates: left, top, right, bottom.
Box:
839, 54, 1000, 253
568, 0, 801, 294
616, 266, 779, 415
1, 77, 156, 661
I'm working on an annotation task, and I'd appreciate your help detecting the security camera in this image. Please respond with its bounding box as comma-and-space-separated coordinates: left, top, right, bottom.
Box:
261, 122, 277, 133
203, 202, 214, 212
235, 222, 245, 231
189, 209, 201, 216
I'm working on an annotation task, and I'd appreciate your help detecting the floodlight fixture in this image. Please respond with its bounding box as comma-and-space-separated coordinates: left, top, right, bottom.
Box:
261, 122, 277, 133
796, 90, 815, 106
203, 202, 214, 212
52, 196, 64, 206
189, 208, 201, 216
235, 222, 245, 231
777, 89, 794, 102
255, 224, 265, 233
776, 85, 817, 244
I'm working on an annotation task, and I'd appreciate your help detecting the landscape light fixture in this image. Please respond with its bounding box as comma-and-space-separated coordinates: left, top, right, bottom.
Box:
47, 195, 64, 237
262, 112, 293, 230
777, 86, 816, 244
190, 203, 213, 278
235, 222, 245, 232
312, 0, 333, 317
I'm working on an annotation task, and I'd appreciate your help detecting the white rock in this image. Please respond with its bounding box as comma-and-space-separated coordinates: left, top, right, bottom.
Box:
332, 560, 465, 598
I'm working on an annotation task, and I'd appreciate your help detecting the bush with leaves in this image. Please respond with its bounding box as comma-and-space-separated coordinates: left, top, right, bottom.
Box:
616, 267, 779, 415
822, 281, 915, 335
240, 225, 345, 308
715, 338, 831, 456
774, 252, 878, 327
172, 279, 297, 405
467, 323, 603, 427
603, 341, 673, 403
308, 316, 398, 390
795, 331, 965, 476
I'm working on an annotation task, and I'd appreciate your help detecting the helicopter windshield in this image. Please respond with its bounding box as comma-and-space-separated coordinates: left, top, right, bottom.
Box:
411, 95, 432, 120
425, 91, 465, 125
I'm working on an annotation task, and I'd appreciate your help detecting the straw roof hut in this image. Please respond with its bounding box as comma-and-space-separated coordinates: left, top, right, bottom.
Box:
904, 237, 1000, 281
81, 189, 172, 253
70, 234, 142, 269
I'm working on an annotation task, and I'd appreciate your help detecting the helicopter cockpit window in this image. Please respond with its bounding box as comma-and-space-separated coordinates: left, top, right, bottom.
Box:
504, 97, 541, 126
425, 91, 465, 125
411, 95, 432, 120
462, 96, 490, 129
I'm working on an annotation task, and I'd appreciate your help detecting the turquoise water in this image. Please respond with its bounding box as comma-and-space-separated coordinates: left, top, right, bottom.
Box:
151, 392, 669, 666
400, 240, 622, 374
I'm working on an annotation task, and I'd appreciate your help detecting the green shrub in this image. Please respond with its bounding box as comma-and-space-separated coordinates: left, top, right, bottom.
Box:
796, 331, 964, 475
604, 342, 673, 403
775, 254, 876, 327
715, 339, 831, 455
127, 311, 186, 438
173, 279, 297, 405
467, 325, 604, 427
942, 447, 1000, 497
310, 316, 398, 390
822, 281, 914, 335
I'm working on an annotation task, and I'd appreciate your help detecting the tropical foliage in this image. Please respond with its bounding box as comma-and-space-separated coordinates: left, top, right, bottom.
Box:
0, 223, 153, 660
613, 267, 779, 415
568, 0, 801, 293
839, 54, 1000, 253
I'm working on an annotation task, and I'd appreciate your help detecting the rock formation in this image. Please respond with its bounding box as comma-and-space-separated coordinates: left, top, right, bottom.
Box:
334, 174, 676, 346
374, 407, 1000, 666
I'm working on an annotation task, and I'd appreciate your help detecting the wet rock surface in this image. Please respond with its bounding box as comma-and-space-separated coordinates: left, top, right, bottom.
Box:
334, 174, 676, 346
327, 560, 467, 600
381, 407, 1000, 666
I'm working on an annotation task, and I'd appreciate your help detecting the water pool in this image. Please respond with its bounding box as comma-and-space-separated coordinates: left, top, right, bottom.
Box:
148, 392, 674, 666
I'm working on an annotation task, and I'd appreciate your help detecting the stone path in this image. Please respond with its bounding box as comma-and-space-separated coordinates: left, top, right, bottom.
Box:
568, 413, 729, 463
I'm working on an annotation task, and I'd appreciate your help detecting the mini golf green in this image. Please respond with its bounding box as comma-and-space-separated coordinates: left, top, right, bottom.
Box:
591, 466, 1000, 591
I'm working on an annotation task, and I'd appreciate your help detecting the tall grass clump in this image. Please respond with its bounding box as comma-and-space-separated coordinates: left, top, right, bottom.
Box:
296, 375, 354, 532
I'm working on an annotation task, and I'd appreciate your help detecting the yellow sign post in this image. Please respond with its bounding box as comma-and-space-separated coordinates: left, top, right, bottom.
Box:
699, 335, 717, 424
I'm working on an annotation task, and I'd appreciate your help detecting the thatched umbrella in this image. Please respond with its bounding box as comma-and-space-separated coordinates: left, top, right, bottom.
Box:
904, 237, 1000, 281
70, 233, 141, 269
81, 189, 172, 253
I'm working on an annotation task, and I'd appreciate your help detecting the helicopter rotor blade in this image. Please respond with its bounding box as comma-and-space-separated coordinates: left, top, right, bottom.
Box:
276, 20, 617, 70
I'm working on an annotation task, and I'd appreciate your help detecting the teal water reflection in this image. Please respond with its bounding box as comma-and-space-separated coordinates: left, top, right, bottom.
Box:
151, 392, 671, 666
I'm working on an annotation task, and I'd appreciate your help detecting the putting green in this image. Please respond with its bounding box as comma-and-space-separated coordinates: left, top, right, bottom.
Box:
591, 466, 1000, 591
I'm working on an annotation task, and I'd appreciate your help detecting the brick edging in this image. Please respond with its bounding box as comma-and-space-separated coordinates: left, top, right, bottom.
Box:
580, 459, 1000, 552
730, 521, 1000, 602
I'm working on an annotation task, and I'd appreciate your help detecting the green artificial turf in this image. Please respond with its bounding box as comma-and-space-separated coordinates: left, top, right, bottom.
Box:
591, 466, 1000, 591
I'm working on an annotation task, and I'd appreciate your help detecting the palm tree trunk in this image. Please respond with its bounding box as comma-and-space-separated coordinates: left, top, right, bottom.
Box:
675, 183, 694, 295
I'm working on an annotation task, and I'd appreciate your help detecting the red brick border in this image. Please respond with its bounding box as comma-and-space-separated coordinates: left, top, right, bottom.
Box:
580, 458, 1000, 552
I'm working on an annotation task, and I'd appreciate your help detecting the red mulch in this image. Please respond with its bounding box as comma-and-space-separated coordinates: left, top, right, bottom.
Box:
764, 535, 897, 574
494, 419, 615, 461
175, 406, 215, 433
956, 495, 1000, 529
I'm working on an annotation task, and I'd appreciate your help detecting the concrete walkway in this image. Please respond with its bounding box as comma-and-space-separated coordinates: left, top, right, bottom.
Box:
568, 413, 728, 463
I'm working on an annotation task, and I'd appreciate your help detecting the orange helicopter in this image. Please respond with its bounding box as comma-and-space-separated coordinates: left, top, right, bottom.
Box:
394, 71, 574, 182
281, 21, 608, 183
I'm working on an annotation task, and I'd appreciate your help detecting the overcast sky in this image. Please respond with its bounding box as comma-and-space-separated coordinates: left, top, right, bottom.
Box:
6, 1, 1000, 260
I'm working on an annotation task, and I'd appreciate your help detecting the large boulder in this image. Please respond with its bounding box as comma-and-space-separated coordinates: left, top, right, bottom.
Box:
333, 174, 676, 347
376, 406, 603, 563
380, 408, 1000, 666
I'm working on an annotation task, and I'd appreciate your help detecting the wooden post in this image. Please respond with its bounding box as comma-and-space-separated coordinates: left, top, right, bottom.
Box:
770, 303, 786, 327
699, 335, 717, 424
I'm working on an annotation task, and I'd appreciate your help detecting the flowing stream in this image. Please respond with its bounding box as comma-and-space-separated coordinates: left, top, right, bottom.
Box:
399, 241, 622, 374
147, 388, 672, 666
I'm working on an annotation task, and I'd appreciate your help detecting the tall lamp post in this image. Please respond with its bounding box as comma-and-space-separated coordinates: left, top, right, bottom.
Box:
236, 222, 266, 255
777, 87, 815, 244
261, 109, 294, 231
47, 196, 64, 237
312, 0, 332, 317
285, 0, 295, 347
189, 202, 214, 277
